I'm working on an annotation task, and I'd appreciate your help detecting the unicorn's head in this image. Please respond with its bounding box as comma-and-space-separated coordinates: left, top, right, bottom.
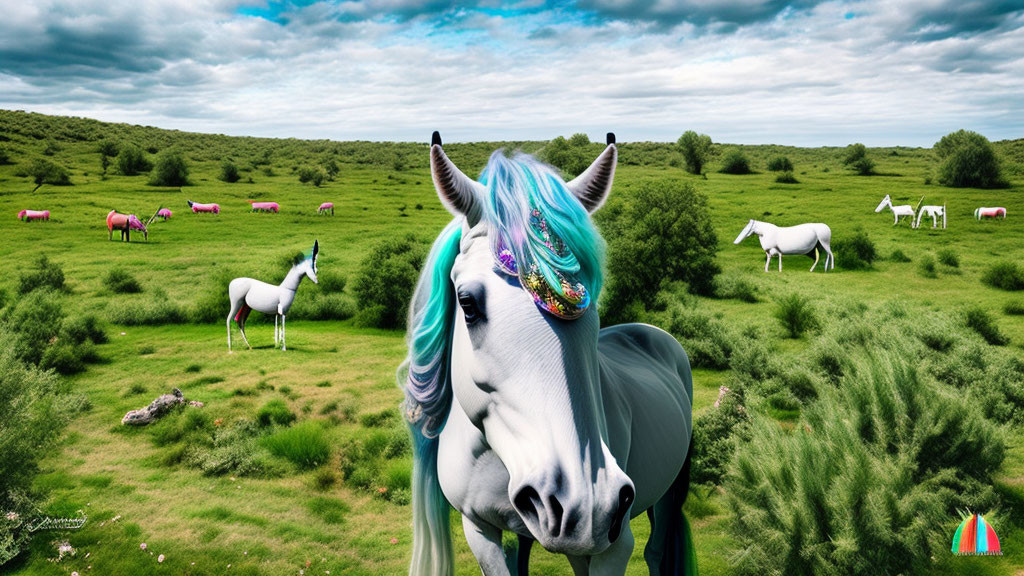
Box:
127, 214, 148, 240
406, 132, 633, 556
17, 210, 26, 220
875, 194, 891, 212
734, 219, 757, 244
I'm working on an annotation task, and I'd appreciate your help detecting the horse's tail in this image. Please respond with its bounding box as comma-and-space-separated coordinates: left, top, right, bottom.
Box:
106, 210, 116, 230
660, 434, 698, 576
409, 425, 454, 576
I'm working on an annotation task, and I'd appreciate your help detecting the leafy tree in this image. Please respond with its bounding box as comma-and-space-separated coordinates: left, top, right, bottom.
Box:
934, 130, 1006, 188
842, 143, 875, 175
117, 143, 150, 175
766, 156, 793, 171
298, 166, 326, 187
599, 180, 719, 322
97, 140, 119, 158
149, 149, 190, 186
323, 158, 340, 180
542, 133, 594, 177
676, 131, 713, 175
719, 149, 752, 174
22, 158, 70, 191
219, 160, 241, 183
351, 235, 426, 329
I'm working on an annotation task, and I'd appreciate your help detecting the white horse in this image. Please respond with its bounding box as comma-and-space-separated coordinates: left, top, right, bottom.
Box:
875, 194, 916, 225
401, 132, 696, 576
734, 220, 834, 272
226, 241, 318, 351
915, 202, 946, 229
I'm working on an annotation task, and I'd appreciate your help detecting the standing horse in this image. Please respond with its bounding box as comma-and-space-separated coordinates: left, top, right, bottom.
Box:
915, 202, 946, 229
401, 132, 696, 576
106, 210, 148, 242
734, 220, 834, 272
875, 194, 916, 225
226, 241, 319, 351
156, 208, 172, 220
975, 207, 1007, 220
248, 200, 280, 213
188, 200, 220, 214
318, 202, 334, 215
18, 209, 50, 221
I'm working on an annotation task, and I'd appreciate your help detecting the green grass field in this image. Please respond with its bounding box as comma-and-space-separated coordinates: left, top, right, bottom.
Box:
1, 110, 1022, 575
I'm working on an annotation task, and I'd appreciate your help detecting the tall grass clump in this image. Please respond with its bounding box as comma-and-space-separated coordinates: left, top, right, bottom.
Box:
719, 149, 752, 174
351, 234, 426, 329
727, 356, 1004, 576
659, 304, 736, 370
963, 307, 1008, 346
189, 268, 240, 323
982, 261, 1024, 291
918, 255, 938, 278
263, 421, 330, 469
104, 268, 142, 294
1005, 301, 1024, 315
936, 248, 959, 268
17, 254, 65, 295
339, 425, 412, 504
106, 291, 186, 326
766, 156, 793, 172
773, 293, 819, 338
691, 389, 748, 486
774, 171, 798, 184
832, 227, 876, 269
889, 248, 911, 263
714, 273, 758, 303
256, 400, 296, 427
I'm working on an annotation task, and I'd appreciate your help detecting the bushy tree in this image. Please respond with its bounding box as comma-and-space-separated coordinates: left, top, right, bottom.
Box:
219, 160, 241, 183
599, 180, 719, 322
676, 131, 713, 175
17, 254, 65, 295
766, 156, 793, 171
542, 133, 594, 177
298, 166, 326, 187
351, 235, 426, 329
149, 149, 190, 186
843, 143, 875, 175
832, 227, 877, 270
117, 143, 150, 175
719, 149, 752, 174
21, 157, 70, 191
934, 130, 1007, 188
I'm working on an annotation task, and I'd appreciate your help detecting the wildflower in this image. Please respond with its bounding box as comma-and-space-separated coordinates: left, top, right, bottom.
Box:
72, 572, 79, 576
377, 487, 388, 494
140, 543, 147, 551
158, 554, 165, 563
390, 538, 398, 544
5, 512, 18, 522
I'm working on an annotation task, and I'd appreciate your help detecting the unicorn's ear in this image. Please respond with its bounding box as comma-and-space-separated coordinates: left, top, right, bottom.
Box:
430, 131, 484, 223
566, 132, 617, 213
312, 240, 319, 261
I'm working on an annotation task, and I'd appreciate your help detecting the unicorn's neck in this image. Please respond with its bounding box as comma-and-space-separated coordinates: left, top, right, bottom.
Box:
753, 221, 772, 235
280, 265, 305, 292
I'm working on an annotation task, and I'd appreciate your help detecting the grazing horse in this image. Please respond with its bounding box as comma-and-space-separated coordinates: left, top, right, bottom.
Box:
976, 207, 1007, 220
226, 241, 319, 351
875, 194, 916, 225
401, 132, 696, 576
106, 210, 148, 242
734, 219, 834, 272
915, 202, 946, 229
156, 208, 172, 220
18, 209, 50, 221
318, 202, 334, 215
248, 200, 279, 213
187, 200, 220, 214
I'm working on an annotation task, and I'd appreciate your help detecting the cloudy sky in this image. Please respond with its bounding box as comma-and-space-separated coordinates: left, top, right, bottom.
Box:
1, 0, 1022, 145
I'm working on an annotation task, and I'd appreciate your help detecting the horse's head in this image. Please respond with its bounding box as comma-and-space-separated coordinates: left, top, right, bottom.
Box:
424, 132, 633, 554
734, 219, 756, 244
17, 210, 26, 220
128, 214, 148, 240
875, 194, 890, 212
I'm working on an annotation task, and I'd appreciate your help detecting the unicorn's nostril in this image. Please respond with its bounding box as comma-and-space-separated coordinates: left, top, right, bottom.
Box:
608, 485, 634, 544
513, 486, 541, 526
547, 494, 563, 538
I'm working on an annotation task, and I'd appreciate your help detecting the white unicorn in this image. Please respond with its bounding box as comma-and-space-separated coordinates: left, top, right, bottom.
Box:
734, 220, 834, 272
915, 202, 946, 229
402, 132, 697, 576
226, 241, 318, 351
875, 194, 916, 225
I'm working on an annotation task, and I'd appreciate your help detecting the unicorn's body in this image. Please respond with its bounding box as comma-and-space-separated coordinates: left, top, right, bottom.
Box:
106, 210, 148, 242
156, 208, 172, 220
318, 202, 334, 215
875, 194, 916, 225
248, 200, 279, 213
226, 241, 318, 351
734, 220, 834, 272
976, 207, 1006, 220
403, 133, 696, 576
915, 203, 946, 229
18, 209, 50, 221
188, 200, 220, 214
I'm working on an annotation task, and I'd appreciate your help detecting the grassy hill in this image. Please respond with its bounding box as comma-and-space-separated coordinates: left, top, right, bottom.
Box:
0, 109, 1022, 575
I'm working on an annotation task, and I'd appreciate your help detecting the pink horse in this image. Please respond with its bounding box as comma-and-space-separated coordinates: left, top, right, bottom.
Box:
18, 209, 50, 221
188, 200, 220, 214
156, 208, 172, 220
318, 202, 334, 215
975, 207, 1007, 220
248, 200, 279, 213
107, 210, 148, 242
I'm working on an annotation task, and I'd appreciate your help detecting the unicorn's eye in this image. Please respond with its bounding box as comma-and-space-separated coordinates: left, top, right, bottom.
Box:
457, 291, 485, 325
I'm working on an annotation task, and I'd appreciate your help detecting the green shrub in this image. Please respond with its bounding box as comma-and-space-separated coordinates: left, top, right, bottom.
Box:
312, 469, 337, 491
0, 147, 10, 165
982, 262, 1024, 291
660, 305, 735, 370
1005, 301, 1024, 315
690, 388, 747, 485
17, 254, 65, 294
263, 421, 330, 469
104, 268, 142, 294
219, 160, 240, 183
599, 179, 719, 321
62, 314, 107, 345
149, 149, 190, 186
773, 293, 819, 338
541, 134, 597, 178
677, 131, 713, 175
766, 156, 793, 171
351, 235, 426, 329
287, 292, 356, 321
21, 157, 71, 189
719, 149, 752, 174
256, 400, 296, 427
6, 290, 64, 365
117, 143, 150, 175
963, 307, 1008, 346
936, 248, 959, 268
189, 268, 239, 323
298, 166, 326, 186
188, 419, 278, 477
832, 227, 876, 269
918, 255, 937, 278
842, 142, 875, 175
774, 171, 798, 184
934, 129, 1007, 188
714, 273, 758, 303
360, 408, 396, 428
307, 497, 348, 525
317, 269, 346, 293
107, 292, 186, 325
889, 249, 911, 263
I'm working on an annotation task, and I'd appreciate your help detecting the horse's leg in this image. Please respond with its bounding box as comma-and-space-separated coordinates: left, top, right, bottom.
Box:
566, 555, 589, 576
227, 300, 242, 352
764, 252, 771, 273
644, 503, 672, 574
778, 253, 782, 272
238, 306, 252, 350
274, 314, 279, 347
460, 516, 512, 576
516, 535, 533, 576
825, 244, 835, 270
585, 525, 634, 576
810, 248, 819, 272
281, 314, 286, 351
